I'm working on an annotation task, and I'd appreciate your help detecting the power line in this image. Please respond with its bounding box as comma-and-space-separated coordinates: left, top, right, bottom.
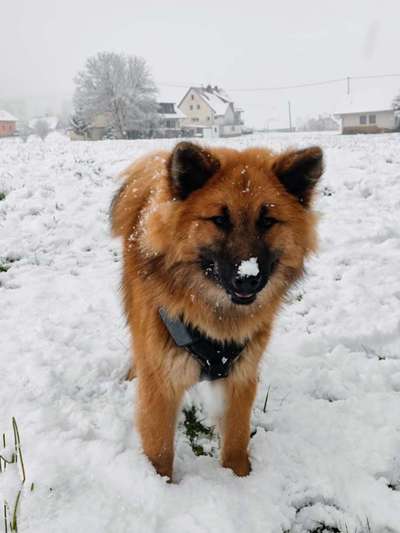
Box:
223, 77, 346, 92
157, 73, 400, 93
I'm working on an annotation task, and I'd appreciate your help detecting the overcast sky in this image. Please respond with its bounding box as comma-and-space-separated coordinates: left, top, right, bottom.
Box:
1, 0, 399, 126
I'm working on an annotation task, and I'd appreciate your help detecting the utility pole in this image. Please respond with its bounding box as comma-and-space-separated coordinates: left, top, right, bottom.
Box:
288, 101, 293, 132
347, 76, 351, 95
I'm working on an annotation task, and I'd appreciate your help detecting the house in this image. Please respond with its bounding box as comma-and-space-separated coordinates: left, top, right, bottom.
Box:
178, 85, 244, 137
0, 110, 17, 137
86, 113, 111, 140
334, 95, 399, 134
69, 112, 112, 141
155, 102, 185, 138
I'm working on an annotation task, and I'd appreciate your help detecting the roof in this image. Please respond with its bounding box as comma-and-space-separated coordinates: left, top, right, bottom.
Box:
195, 86, 232, 116
178, 85, 233, 116
29, 116, 60, 130
157, 102, 185, 118
334, 91, 396, 116
0, 110, 18, 122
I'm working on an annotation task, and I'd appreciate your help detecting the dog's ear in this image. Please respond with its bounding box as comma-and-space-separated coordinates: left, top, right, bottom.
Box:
167, 142, 220, 200
272, 146, 323, 207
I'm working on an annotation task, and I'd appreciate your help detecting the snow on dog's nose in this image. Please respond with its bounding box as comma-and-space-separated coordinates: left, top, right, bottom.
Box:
232, 257, 262, 298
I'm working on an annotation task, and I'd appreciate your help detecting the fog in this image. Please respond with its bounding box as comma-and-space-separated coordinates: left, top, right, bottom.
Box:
1, 0, 399, 127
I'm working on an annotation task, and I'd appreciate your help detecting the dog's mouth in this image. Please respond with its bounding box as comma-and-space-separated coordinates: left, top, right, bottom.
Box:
230, 291, 257, 305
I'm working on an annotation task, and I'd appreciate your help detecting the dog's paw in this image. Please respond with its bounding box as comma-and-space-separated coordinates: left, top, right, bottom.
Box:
222, 453, 251, 477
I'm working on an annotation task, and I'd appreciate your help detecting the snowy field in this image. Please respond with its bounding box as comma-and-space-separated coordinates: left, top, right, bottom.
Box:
0, 131, 400, 533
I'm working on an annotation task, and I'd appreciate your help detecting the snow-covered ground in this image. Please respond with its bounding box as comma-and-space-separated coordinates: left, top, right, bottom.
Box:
0, 132, 399, 533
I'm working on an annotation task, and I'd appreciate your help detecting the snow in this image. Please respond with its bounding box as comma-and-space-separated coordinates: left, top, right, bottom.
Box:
237, 257, 259, 278
195, 87, 231, 116
1, 131, 400, 532
0, 110, 18, 122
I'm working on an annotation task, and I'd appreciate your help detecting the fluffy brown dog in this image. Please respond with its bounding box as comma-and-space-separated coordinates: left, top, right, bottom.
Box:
111, 141, 323, 479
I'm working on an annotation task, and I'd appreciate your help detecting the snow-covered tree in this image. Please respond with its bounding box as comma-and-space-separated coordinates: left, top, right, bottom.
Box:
70, 110, 89, 138
73, 52, 158, 139
34, 119, 50, 140
297, 114, 340, 132
18, 121, 30, 143
393, 91, 400, 110
393, 92, 400, 131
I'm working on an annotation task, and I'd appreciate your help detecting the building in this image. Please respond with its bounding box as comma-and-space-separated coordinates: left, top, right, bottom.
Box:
178, 85, 244, 137
0, 110, 17, 137
335, 96, 399, 134
155, 102, 185, 138
69, 112, 112, 141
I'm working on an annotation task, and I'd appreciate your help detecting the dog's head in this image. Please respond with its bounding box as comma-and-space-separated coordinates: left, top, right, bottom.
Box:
143, 141, 323, 309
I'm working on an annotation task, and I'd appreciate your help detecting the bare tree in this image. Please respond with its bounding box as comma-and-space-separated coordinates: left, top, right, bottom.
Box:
73, 52, 158, 139
34, 119, 50, 140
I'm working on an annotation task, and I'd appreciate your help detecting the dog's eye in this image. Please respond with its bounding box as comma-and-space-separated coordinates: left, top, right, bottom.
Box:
257, 215, 279, 232
211, 215, 226, 226
209, 212, 231, 231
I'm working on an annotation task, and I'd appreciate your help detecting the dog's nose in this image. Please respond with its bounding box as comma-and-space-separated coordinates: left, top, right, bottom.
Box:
232, 272, 262, 294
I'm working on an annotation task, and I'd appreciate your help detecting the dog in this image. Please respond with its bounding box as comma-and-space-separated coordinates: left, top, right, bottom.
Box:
111, 141, 323, 479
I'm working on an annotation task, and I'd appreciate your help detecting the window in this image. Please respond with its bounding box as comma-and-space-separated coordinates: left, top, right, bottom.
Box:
207, 116, 210, 121
197, 104, 200, 110
359, 115, 367, 125
191, 94, 194, 100
190, 105, 193, 111
192, 117, 199, 122
369, 114, 376, 124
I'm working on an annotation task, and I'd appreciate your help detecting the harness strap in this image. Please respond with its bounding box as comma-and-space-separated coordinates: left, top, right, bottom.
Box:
159, 308, 246, 380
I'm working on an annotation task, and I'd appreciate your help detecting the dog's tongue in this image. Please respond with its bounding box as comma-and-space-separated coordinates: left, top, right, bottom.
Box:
234, 292, 253, 299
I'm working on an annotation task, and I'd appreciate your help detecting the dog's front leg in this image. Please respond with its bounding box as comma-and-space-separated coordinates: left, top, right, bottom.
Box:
136, 371, 184, 480
221, 377, 257, 477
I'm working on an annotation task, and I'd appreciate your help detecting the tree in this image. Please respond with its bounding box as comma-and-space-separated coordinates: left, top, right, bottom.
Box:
297, 114, 339, 132
34, 119, 50, 140
70, 110, 89, 138
73, 52, 158, 139
18, 121, 30, 143
393, 91, 400, 110
393, 92, 400, 131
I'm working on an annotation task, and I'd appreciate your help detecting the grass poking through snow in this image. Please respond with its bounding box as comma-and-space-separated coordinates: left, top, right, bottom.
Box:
182, 406, 215, 457
1, 419, 26, 533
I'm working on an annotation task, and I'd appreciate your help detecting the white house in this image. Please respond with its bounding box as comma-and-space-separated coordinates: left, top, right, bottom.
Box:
335, 95, 399, 134
178, 85, 244, 137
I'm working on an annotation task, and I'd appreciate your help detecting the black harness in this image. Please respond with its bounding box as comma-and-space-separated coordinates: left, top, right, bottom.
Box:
159, 308, 246, 381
